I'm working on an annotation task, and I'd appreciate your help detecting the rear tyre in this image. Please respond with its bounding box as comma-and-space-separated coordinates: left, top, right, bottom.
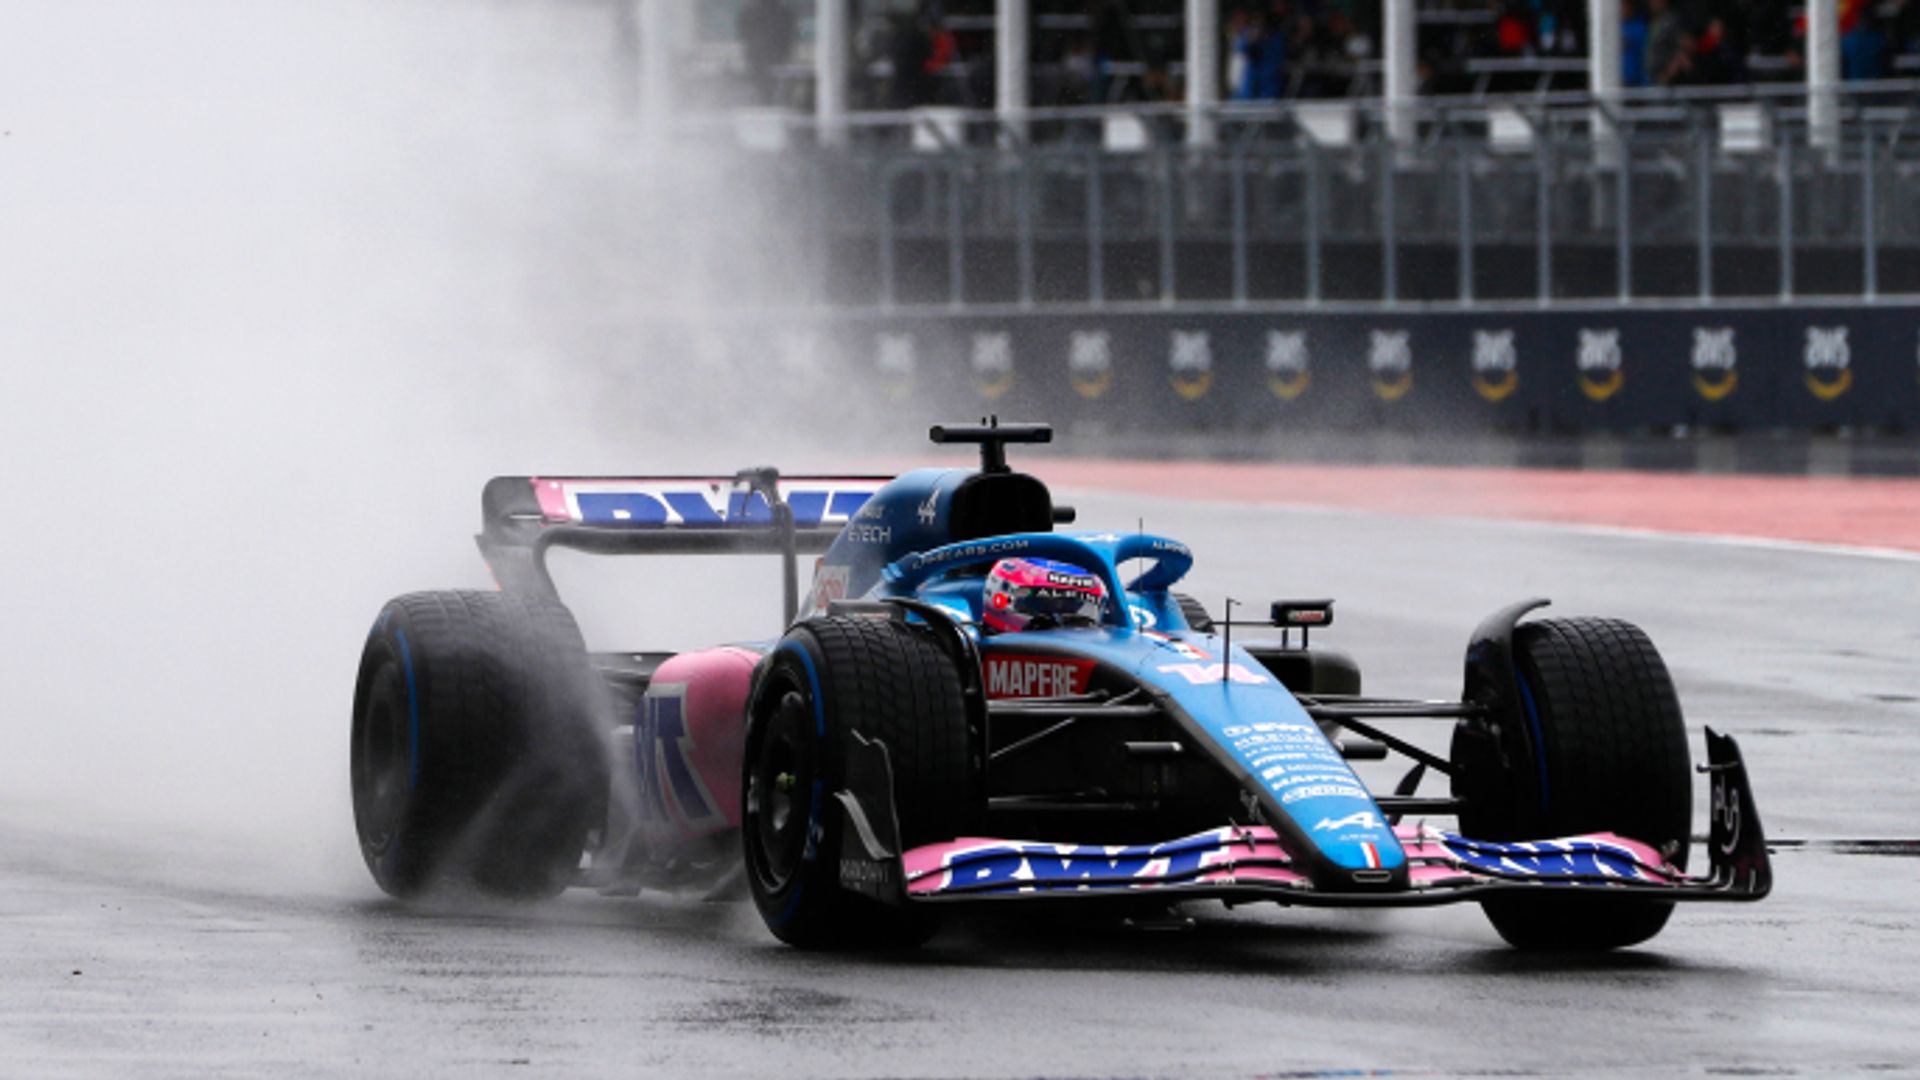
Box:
1451, 617, 1693, 950
1171, 592, 1215, 634
743, 615, 975, 949
351, 591, 609, 900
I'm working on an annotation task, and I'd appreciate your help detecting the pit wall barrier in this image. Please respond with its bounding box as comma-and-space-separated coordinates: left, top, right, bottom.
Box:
700, 304, 1920, 435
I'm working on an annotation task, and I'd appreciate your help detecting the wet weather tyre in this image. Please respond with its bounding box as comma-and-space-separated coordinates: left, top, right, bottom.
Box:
1172, 593, 1215, 634
743, 615, 976, 949
351, 591, 609, 900
1452, 617, 1693, 951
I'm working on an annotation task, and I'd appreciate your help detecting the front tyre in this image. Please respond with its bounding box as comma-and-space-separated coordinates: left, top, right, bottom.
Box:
351, 591, 609, 900
1451, 616, 1693, 950
743, 615, 976, 949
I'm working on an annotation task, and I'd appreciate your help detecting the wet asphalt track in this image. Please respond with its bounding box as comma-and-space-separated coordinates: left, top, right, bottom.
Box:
5, 493, 1919, 1078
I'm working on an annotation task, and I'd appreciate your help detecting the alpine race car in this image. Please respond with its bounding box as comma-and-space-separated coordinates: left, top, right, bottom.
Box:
350, 420, 1770, 950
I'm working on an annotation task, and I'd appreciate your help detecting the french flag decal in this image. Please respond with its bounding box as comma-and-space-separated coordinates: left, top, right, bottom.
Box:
1360, 842, 1381, 869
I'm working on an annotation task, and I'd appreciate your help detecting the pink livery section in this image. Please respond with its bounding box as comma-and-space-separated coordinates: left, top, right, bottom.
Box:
634, 648, 761, 838
901, 825, 1680, 900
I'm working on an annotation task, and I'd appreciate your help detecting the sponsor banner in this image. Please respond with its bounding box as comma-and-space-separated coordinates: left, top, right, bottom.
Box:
540, 479, 874, 529
786, 305, 1920, 433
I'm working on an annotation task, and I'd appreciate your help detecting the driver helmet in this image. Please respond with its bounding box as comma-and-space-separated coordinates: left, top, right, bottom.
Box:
982, 557, 1107, 632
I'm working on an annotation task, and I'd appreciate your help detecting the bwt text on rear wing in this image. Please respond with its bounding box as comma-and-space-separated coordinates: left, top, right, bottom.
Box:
476, 469, 888, 623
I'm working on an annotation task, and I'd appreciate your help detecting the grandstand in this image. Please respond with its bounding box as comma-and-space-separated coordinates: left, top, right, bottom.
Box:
635, 2, 1920, 443
652, 1, 1920, 307
688, 2, 1920, 111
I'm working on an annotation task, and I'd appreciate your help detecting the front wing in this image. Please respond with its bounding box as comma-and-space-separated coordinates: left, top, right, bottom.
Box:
837, 728, 1770, 909
901, 825, 1750, 906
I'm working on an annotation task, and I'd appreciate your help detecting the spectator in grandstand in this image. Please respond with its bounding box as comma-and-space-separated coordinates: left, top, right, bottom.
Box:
1895, 0, 1920, 55
1229, 6, 1289, 100
1287, 11, 1342, 97
1843, 10, 1893, 80
1621, 0, 1651, 86
1141, 57, 1182, 103
737, 0, 797, 106
886, 13, 937, 109
1535, 0, 1586, 56
1489, 1, 1534, 56
1054, 33, 1098, 106
1684, 16, 1743, 84
1645, 0, 1691, 85
1326, 10, 1373, 61
1089, 0, 1145, 103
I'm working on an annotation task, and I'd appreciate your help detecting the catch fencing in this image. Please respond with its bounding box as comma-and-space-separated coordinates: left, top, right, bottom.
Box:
679, 84, 1920, 433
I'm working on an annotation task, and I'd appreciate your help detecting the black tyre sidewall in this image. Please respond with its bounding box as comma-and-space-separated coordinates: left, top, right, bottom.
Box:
350, 591, 607, 900
1455, 617, 1693, 950
1171, 592, 1215, 635
743, 616, 973, 949
352, 624, 438, 896
743, 630, 846, 945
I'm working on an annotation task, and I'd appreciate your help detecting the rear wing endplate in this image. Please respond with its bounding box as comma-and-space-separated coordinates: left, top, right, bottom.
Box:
476, 469, 889, 624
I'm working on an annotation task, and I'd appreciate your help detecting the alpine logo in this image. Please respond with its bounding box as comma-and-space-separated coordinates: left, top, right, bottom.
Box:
1313, 811, 1383, 833
985, 655, 1095, 699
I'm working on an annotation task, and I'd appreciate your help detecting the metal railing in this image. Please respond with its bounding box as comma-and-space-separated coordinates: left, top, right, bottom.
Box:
684, 81, 1920, 310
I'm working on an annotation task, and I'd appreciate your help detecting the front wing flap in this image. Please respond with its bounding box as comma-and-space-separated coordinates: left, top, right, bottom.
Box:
901, 825, 1756, 907
875, 729, 1771, 909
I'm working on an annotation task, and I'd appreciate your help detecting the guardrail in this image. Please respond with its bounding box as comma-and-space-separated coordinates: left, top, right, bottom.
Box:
686, 82, 1920, 309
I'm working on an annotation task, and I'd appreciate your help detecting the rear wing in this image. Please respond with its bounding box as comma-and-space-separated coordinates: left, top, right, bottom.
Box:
477, 469, 890, 624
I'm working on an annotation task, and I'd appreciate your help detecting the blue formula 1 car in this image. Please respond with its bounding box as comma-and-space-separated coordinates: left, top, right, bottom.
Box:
350, 421, 1771, 950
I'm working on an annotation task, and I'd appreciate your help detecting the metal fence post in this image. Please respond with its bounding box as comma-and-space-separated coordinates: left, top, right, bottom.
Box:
1305, 141, 1322, 304
1779, 131, 1795, 299
1381, 135, 1398, 303
810, 153, 831, 307
1087, 149, 1104, 305
879, 162, 896, 310
949, 157, 966, 307
1457, 139, 1474, 304
1159, 148, 1177, 303
1018, 153, 1035, 307
1536, 140, 1552, 302
1863, 119, 1878, 300
1232, 148, 1249, 306
1616, 128, 1631, 301
1696, 126, 1713, 301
